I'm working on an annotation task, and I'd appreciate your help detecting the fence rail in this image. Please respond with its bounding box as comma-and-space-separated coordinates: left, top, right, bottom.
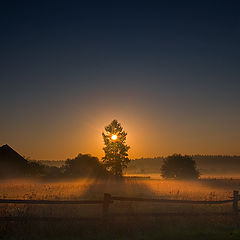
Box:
0, 190, 239, 224
0, 199, 103, 204
111, 196, 233, 204
0, 216, 101, 222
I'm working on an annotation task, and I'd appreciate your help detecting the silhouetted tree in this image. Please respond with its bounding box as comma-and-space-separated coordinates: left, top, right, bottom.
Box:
161, 154, 200, 179
63, 154, 108, 177
102, 120, 130, 177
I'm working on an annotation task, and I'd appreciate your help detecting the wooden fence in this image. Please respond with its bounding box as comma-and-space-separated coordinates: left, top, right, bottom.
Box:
0, 190, 239, 223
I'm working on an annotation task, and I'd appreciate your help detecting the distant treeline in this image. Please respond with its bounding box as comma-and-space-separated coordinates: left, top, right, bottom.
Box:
127, 155, 240, 175
2, 143, 239, 179
36, 160, 65, 168
40, 155, 240, 176
192, 155, 240, 165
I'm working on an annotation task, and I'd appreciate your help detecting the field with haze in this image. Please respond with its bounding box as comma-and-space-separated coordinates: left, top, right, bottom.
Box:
1, 177, 240, 240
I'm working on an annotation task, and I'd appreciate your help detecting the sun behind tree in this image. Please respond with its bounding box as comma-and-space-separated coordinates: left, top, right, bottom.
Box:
102, 120, 130, 177
111, 134, 118, 140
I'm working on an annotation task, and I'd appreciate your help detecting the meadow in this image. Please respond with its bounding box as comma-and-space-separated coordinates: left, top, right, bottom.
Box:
1, 177, 240, 239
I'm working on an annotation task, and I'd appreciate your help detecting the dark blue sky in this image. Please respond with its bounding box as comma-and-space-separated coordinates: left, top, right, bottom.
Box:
1, 1, 240, 159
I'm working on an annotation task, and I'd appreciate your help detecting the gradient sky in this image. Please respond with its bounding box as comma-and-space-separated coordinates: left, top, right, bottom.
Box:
1, 1, 240, 160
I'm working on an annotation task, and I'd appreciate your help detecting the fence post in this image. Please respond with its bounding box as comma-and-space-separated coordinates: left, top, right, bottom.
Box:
102, 193, 111, 220
233, 190, 239, 227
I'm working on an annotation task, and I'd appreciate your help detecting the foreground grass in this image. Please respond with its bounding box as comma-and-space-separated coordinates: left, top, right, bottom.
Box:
65, 229, 240, 240
1, 215, 239, 240
1, 178, 240, 240
1, 226, 240, 240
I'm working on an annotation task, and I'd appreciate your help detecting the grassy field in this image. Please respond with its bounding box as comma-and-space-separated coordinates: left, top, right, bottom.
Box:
0, 177, 240, 239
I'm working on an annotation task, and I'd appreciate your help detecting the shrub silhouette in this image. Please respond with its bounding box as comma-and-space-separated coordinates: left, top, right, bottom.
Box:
27, 161, 62, 178
161, 154, 200, 179
63, 154, 109, 178
26, 161, 45, 176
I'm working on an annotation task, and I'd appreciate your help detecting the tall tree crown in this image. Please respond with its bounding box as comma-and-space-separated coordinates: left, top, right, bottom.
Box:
102, 120, 130, 176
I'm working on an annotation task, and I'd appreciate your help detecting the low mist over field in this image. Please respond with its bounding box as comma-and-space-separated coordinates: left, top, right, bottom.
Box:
126, 156, 240, 178
0, 177, 237, 221
0, 177, 235, 200
1, 177, 240, 239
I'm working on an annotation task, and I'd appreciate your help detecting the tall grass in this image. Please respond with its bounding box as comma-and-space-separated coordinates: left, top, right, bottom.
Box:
0, 178, 239, 240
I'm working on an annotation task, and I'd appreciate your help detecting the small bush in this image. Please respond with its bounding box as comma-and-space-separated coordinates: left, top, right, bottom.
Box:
161, 154, 200, 179
62, 154, 109, 178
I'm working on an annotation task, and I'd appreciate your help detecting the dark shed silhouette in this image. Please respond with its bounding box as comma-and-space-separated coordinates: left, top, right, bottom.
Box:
0, 144, 28, 177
